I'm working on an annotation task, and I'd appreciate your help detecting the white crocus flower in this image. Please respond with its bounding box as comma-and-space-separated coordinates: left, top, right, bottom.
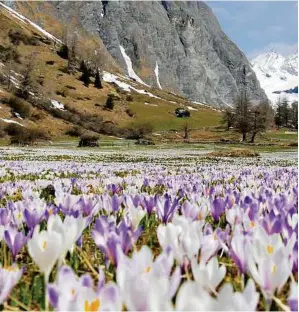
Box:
191, 256, 226, 293
47, 214, 87, 261
27, 224, 63, 280
288, 213, 298, 230
157, 215, 203, 263
175, 281, 215, 311
0, 264, 23, 304
215, 279, 259, 311
124, 196, 146, 230
117, 245, 180, 311
248, 249, 292, 300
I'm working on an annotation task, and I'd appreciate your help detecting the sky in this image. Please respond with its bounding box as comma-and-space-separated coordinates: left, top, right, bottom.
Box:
208, 1, 298, 60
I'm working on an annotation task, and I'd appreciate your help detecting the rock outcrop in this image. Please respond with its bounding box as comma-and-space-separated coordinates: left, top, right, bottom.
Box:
14, 1, 268, 107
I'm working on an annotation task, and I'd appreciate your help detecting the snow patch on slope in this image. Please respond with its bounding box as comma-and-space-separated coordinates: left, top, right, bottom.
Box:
251, 51, 298, 104
154, 61, 162, 89
51, 100, 65, 110
0, 2, 62, 44
102, 72, 161, 99
0, 118, 24, 126
119, 45, 149, 87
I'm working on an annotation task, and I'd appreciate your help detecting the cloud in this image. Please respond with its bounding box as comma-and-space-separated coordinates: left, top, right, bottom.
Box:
248, 42, 298, 60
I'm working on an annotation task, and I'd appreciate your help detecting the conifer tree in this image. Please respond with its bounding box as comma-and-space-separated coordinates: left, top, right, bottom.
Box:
94, 69, 103, 89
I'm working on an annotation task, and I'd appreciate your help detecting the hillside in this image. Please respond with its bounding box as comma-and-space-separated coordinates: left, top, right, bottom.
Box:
0, 3, 221, 142
10, 1, 267, 108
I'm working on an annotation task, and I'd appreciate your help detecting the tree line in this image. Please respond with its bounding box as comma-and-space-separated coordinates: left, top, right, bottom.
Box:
222, 93, 298, 143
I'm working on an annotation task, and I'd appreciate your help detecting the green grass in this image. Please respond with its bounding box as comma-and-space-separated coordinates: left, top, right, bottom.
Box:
265, 129, 298, 141
126, 99, 221, 131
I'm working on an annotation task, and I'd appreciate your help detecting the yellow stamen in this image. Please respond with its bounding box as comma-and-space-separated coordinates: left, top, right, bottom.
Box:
5, 266, 18, 272
144, 266, 151, 273
267, 245, 274, 255
17, 212, 22, 220
250, 221, 255, 228
84, 299, 100, 312
213, 233, 217, 240
48, 209, 53, 216
42, 241, 47, 250
197, 212, 203, 220
71, 288, 76, 296
271, 265, 277, 274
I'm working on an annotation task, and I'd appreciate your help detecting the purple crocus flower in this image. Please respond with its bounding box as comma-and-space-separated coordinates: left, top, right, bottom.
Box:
4, 225, 27, 260
0, 209, 11, 225
211, 198, 225, 221
92, 216, 142, 266
24, 209, 43, 231
262, 210, 283, 234
141, 196, 156, 215
156, 194, 178, 224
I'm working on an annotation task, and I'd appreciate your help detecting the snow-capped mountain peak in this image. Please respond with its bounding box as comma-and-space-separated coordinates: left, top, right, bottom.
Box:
251, 51, 298, 104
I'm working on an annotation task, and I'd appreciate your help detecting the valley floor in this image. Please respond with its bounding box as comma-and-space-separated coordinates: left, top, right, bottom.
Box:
0, 146, 297, 311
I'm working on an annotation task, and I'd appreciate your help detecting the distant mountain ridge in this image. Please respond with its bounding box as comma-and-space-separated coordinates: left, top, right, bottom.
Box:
251, 51, 298, 104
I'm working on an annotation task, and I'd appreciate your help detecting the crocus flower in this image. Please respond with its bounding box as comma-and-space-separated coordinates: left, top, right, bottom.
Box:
157, 215, 203, 264
48, 265, 122, 311
47, 214, 87, 261
214, 279, 259, 311
156, 194, 178, 223
191, 256, 226, 293
0, 264, 23, 304
117, 245, 181, 310
27, 223, 64, 280
4, 225, 27, 260
92, 216, 142, 265
211, 198, 226, 221
230, 228, 251, 273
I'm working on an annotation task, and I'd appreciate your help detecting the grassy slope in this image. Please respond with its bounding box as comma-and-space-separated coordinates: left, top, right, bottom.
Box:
0, 7, 222, 140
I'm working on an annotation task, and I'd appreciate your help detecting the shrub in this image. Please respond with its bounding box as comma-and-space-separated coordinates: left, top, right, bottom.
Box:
7, 96, 31, 118
78, 134, 99, 147
30, 111, 47, 121
57, 44, 69, 59
125, 108, 135, 117
104, 94, 115, 110
5, 123, 23, 136
10, 127, 50, 145
0, 44, 21, 63
65, 126, 83, 137
8, 30, 39, 46
126, 95, 134, 102
126, 122, 153, 140
207, 149, 259, 158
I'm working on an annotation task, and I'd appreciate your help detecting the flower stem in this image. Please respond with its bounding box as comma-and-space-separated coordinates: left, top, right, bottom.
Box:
44, 273, 49, 311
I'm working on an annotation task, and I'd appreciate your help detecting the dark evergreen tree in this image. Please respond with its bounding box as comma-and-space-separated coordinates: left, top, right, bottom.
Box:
94, 69, 103, 89
57, 44, 69, 59
79, 61, 91, 87
281, 97, 290, 127
275, 98, 284, 129
291, 101, 298, 129
234, 92, 253, 142
104, 94, 114, 110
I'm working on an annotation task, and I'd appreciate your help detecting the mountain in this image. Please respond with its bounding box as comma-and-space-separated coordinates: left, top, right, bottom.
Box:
9, 1, 267, 108
251, 51, 298, 105
0, 2, 223, 140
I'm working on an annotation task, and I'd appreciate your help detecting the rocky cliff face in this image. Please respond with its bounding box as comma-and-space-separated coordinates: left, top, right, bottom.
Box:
14, 1, 268, 107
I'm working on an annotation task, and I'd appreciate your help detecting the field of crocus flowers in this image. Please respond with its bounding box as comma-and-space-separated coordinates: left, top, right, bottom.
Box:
0, 146, 297, 311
